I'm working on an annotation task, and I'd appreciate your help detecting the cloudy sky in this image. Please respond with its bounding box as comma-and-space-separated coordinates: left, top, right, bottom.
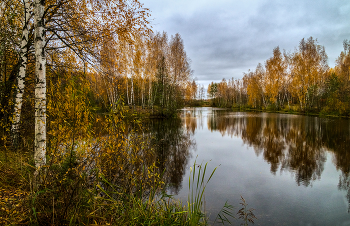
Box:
143, 0, 350, 87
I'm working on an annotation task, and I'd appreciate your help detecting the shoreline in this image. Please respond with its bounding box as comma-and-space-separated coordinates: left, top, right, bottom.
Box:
183, 105, 350, 119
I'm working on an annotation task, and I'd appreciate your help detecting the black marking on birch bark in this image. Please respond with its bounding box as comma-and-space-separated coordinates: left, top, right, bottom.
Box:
38, 19, 44, 27
22, 34, 27, 41
39, 63, 42, 70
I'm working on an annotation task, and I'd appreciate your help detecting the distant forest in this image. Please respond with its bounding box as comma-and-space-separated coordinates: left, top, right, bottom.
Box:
207, 37, 350, 116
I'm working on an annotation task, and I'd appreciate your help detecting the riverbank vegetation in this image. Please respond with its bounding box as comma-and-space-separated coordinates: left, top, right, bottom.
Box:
206, 38, 350, 117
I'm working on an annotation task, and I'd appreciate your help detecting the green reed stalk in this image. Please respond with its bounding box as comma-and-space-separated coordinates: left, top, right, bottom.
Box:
187, 160, 217, 225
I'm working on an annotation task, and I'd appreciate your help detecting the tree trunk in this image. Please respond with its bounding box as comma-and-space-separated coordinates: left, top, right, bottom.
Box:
0, 2, 5, 18
131, 72, 134, 110
126, 76, 130, 106
148, 77, 152, 107
34, 0, 46, 169
141, 73, 144, 108
12, 0, 31, 144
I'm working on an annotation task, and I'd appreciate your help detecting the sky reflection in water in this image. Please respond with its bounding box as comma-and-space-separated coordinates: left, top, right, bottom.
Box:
156, 107, 350, 225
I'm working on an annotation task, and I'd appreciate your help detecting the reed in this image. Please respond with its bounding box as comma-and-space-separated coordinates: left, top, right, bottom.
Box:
187, 160, 217, 225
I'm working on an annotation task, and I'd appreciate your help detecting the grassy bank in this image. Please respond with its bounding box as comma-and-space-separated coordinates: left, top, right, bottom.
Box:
0, 149, 187, 225
0, 148, 256, 225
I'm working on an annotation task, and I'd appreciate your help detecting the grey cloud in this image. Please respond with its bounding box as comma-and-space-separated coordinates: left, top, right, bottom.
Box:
145, 0, 350, 83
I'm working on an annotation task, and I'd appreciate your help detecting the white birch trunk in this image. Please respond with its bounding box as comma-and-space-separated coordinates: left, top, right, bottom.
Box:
148, 77, 152, 108
141, 72, 144, 108
0, 3, 5, 83
285, 91, 290, 110
111, 76, 118, 111
131, 73, 134, 108
12, 0, 31, 142
126, 76, 129, 106
101, 76, 112, 109
0, 2, 5, 18
34, 0, 46, 169
162, 76, 165, 109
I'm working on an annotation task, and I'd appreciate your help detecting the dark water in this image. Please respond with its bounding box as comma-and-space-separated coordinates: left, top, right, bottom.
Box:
149, 107, 350, 225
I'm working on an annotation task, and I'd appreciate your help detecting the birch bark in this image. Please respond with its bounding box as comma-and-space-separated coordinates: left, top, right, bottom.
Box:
12, 0, 31, 143
131, 72, 134, 108
0, 2, 4, 17
148, 76, 152, 107
34, 0, 46, 169
126, 76, 129, 106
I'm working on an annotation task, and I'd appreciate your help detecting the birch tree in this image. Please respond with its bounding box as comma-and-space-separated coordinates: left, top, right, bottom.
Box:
0, 0, 24, 124
0, 2, 5, 18
265, 46, 286, 108
34, 0, 46, 169
290, 37, 328, 111
169, 33, 191, 110
12, 0, 31, 143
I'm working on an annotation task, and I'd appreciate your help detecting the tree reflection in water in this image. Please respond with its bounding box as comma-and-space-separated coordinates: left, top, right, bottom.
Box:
142, 109, 350, 210
143, 118, 195, 194
205, 110, 350, 208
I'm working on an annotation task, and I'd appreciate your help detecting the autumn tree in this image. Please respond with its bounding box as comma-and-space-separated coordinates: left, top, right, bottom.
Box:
0, 0, 25, 135
207, 82, 218, 105
244, 37, 328, 112
245, 64, 266, 109
169, 33, 191, 108
140, 31, 192, 114
290, 37, 328, 111
184, 79, 197, 105
12, 0, 31, 143
333, 40, 350, 112
246, 71, 261, 108
264, 46, 287, 109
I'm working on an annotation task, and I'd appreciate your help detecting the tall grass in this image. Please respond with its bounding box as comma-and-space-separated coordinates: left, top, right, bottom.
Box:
187, 160, 217, 225
1, 145, 187, 225
0, 148, 257, 225
237, 196, 257, 226
186, 160, 257, 226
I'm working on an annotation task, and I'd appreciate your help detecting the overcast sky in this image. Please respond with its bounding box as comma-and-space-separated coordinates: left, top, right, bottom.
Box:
143, 0, 350, 87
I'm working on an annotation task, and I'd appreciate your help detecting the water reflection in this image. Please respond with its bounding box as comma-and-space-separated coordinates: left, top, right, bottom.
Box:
178, 108, 350, 224
150, 108, 350, 216
143, 118, 195, 194
182, 108, 350, 194
338, 172, 350, 212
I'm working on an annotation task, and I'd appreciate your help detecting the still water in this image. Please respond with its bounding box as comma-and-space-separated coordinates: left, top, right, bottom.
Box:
149, 107, 350, 225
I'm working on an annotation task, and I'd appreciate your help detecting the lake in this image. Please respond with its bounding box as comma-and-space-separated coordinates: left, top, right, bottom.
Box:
148, 107, 350, 225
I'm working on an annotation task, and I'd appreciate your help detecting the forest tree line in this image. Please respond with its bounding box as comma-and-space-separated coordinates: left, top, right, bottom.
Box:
207, 37, 350, 116
94, 31, 195, 114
